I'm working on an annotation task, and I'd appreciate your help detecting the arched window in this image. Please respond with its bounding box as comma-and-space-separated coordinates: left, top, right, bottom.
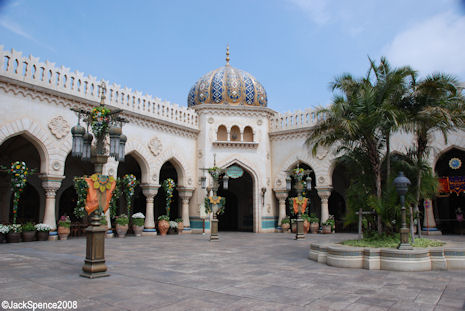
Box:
230, 126, 240, 141
243, 126, 253, 142
217, 125, 228, 141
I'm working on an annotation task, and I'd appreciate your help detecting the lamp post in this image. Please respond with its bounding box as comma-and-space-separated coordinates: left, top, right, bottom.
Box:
200, 155, 228, 241
393, 171, 413, 250
286, 167, 312, 240
70, 82, 127, 278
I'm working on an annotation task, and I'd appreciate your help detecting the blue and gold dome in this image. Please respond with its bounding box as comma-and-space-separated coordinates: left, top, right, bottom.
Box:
187, 47, 267, 107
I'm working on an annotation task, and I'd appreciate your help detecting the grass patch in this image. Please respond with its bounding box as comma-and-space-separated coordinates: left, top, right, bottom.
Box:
341, 234, 446, 248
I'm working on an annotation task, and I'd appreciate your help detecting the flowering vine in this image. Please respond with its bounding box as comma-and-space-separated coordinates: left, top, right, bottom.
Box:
4, 161, 30, 224
122, 174, 139, 215
162, 178, 176, 216
90, 106, 111, 137
73, 177, 89, 219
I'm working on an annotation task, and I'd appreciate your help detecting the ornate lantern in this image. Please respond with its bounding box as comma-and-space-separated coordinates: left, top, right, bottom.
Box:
223, 175, 229, 190
109, 125, 122, 158
306, 176, 312, 191
286, 176, 292, 191
118, 134, 127, 162
71, 124, 86, 157
82, 133, 93, 161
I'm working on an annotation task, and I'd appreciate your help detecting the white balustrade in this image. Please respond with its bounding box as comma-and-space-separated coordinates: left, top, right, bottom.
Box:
270, 108, 324, 132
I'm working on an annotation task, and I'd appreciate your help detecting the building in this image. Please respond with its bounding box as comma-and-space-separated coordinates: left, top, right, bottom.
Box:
0, 46, 464, 237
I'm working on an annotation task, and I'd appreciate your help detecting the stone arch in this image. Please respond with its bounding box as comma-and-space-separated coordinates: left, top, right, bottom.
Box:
124, 141, 151, 184
218, 157, 261, 232
433, 144, 465, 170
0, 118, 55, 174
155, 149, 192, 187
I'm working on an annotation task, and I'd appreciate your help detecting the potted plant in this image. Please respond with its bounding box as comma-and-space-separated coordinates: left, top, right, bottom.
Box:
280, 218, 290, 232
157, 215, 170, 236
35, 223, 51, 241
115, 214, 129, 238
302, 214, 310, 234
57, 216, 71, 240
309, 213, 319, 234
175, 218, 184, 234
169, 221, 178, 234
0, 224, 9, 243
7, 224, 22, 243
322, 215, 335, 234
132, 212, 145, 237
22, 222, 36, 242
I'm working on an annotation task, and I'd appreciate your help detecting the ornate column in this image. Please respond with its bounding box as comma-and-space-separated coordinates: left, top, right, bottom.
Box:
422, 198, 441, 235
141, 184, 159, 236
316, 187, 332, 224
105, 209, 113, 238
178, 186, 195, 233
274, 189, 288, 229
40, 174, 65, 240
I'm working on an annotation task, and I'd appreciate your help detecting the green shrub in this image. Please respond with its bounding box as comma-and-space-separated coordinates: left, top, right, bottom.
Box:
115, 214, 129, 225
157, 215, 170, 222
22, 222, 35, 232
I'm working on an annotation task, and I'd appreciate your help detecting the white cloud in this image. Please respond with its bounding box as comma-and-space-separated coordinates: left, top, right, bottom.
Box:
384, 11, 465, 77
288, 0, 330, 25
0, 18, 56, 52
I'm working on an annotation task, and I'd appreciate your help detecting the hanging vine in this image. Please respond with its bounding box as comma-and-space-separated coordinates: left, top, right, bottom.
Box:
73, 177, 89, 219
122, 174, 139, 216
162, 178, 176, 216
109, 177, 122, 218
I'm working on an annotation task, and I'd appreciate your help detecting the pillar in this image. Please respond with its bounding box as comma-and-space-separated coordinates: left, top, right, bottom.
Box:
274, 189, 288, 230
40, 174, 64, 240
105, 209, 113, 238
141, 184, 159, 236
317, 187, 332, 224
178, 187, 195, 233
422, 198, 442, 235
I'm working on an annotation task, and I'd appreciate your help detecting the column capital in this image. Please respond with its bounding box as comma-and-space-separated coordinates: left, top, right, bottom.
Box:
141, 183, 159, 198
273, 188, 288, 200
40, 174, 64, 192
316, 186, 332, 200
178, 186, 195, 200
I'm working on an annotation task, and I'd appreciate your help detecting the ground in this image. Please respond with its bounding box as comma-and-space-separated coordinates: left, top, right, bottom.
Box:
1, 233, 465, 311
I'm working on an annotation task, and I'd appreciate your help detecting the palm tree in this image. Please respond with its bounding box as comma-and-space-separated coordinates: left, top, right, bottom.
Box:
402, 73, 465, 237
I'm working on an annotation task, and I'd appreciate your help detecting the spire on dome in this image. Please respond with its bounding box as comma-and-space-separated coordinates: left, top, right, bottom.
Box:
226, 45, 230, 65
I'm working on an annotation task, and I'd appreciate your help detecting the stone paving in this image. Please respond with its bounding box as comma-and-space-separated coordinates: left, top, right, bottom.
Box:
1, 232, 465, 311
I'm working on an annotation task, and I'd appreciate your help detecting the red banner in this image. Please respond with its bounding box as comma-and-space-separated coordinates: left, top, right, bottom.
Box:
438, 176, 465, 195
438, 178, 450, 194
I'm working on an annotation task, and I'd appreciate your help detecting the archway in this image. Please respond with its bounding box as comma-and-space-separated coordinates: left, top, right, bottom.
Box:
0, 135, 43, 224
217, 165, 253, 232
434, 148, 465, 234
154, 161, 179, 221
117, 153, 146, 217
286, 163, 320, 219
329, 161, 356, 232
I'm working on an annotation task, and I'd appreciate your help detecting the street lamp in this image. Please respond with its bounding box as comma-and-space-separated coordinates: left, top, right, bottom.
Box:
393, 171, 413, 250
286, 166, 312, 240
70, 82, 127, 278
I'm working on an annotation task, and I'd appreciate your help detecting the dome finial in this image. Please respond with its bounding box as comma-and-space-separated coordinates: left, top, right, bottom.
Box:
226, 44, 230, 65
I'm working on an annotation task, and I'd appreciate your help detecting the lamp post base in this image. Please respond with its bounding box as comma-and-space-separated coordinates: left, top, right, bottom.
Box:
80, 224, 109, 278
398, 228, 412, 250
210, 218, 219, 241
295, 218, 305, 240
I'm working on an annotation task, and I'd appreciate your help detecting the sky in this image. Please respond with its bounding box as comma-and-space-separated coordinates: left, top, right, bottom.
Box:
1, 0, 465, 113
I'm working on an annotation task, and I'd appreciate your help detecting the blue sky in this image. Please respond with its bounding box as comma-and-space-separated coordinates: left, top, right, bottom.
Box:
1, 0, 464, 112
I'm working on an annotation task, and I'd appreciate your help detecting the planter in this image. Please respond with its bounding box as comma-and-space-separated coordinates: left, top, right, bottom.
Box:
291, 222, 296, 233
177, 222, 184, 234
22, 231, 36, 242
37, 231, 50, 241
158, 220, 169, 236
0, 232, 6, 243
303, 220, 310, 234
132, 225, 144, 237
7, 232, 21, 243
310, 222, 319, 234
281, 223, 290, 232
116, 224, 128, 238
322, 225, 332, 234
58, 226, 70, 240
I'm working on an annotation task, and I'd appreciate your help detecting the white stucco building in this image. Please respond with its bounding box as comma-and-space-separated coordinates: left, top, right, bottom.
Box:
1, 47, 464, 236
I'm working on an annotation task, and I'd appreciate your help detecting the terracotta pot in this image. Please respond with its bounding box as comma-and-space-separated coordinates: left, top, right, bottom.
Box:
7, 232, 21, 243
37, 231, 49, 241
132, 225, 144, 237
281, 223, 290, 232
116, 224, 128, 238
310, 222, 319, 234
303, 220, 310, 234
177, 222, 184, 234
58, 226, 70, 240
158, 220, 169, 236
322, 225, 332, 234
22, 231, 36, 242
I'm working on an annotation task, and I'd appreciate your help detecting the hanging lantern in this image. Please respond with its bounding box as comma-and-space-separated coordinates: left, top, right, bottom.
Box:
82, 132, 93, 161
200, 176, 207, 189
118, 134, 127, 162
223, 175, 229, 190
71, 124, 86, 158
306, 176, 312, 191
286, 176, 292, 191
109, 126, 122, 158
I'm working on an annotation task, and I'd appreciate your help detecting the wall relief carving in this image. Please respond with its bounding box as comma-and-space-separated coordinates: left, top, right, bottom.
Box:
48, 116, 70, 139
148, 137, 162, 156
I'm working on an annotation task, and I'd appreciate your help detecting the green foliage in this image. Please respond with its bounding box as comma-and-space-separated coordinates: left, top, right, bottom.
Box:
100, 217, 107, 225
21, 222, 35, 232
175, 218, 183, 223
301, 214, 310, 222
115, 214, 129, 225
122, 174, 139, 215
341, 234, 445, 248
162, 178, 176, 216
280, 218, 290, 224
132, 217, 144, 226
58, 216, 71, 228
322, 215, 335, 230
157, 215, 170, 222
110, 178, 123, 218
308, 213, 319, 223
73, 177, 89, 219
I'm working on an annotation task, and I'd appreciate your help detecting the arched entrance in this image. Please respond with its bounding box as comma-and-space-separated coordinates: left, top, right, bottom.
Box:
154, 161, 179, 221
434, 148, 465, 234
285, 163, 320, 219
0, 135, 44, 224
329, 161, 356, 232
217, 165, 253, 232
117, 153, 146, 217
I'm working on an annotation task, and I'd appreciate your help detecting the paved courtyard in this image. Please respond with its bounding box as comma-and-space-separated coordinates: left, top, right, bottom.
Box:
1, 232, 465, 311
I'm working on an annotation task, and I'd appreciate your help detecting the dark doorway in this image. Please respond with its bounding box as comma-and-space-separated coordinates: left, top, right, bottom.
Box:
117, 154, 146, 217
154, 161, 179, 221
218, 165, 253, 232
